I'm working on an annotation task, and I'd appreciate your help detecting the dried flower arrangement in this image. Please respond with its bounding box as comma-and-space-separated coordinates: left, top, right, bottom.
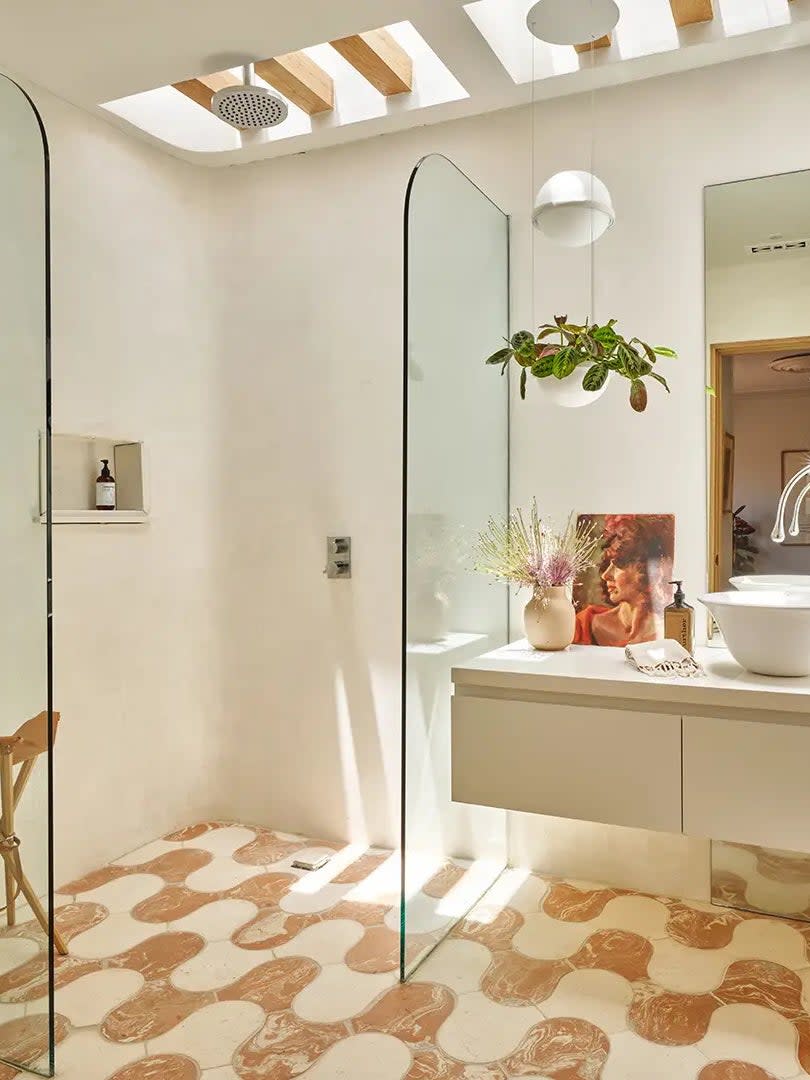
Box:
473, 499, 600, 593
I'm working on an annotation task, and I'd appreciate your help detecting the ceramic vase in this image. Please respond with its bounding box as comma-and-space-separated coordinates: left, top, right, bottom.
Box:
524, 586, 576, 651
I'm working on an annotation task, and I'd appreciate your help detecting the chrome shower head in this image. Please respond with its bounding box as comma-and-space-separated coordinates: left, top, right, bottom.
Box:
211, 64, 288, 130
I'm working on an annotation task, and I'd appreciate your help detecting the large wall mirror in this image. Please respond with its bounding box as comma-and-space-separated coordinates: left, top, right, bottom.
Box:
706, 170, 810, 596
0, 75, 56, 1073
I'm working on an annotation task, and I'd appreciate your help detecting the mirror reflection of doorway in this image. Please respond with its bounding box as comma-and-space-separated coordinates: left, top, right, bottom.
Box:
709, 336, 810, 592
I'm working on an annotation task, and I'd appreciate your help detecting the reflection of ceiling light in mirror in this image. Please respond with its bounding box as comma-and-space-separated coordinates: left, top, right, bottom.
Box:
532, 170, 615, 247
770, 353, 810, 375
526, 0, 620, 46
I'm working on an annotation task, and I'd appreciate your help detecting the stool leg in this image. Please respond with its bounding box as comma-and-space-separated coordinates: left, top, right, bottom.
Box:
3, 853, 67, 956
0, 754, 15, 928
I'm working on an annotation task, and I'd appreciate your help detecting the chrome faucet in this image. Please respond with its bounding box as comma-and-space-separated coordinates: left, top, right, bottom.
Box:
772, 458, 810, 543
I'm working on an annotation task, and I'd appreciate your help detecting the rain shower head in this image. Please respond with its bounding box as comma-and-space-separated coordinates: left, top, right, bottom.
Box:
211, 64, 288, 130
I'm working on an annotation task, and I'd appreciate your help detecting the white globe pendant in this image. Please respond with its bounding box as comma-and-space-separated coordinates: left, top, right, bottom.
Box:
526, 0, 620, 46
532, 170, 615, 247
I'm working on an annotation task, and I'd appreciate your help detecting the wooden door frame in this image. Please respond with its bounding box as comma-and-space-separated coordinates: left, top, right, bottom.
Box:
708, 335, 810, 593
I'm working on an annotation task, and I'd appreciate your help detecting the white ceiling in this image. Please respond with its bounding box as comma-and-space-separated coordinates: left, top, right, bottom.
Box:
3, 0, 810, 166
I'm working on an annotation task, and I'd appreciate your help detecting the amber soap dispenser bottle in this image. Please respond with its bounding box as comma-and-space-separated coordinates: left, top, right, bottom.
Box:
665, 580, 694, 654
96, 458, 116, 511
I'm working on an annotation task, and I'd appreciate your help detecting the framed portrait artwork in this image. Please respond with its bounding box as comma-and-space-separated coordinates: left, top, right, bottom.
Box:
573, 513, 676, 647
782, 450, 810, 546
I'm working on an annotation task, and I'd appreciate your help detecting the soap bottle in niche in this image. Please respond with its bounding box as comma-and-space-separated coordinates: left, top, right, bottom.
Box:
95, 459, 116, 511
665, 580, 694, 654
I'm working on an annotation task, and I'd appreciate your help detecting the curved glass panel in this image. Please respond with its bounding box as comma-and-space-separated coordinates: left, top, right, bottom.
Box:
0, 75, 54, 1074
401, 154, 510, 979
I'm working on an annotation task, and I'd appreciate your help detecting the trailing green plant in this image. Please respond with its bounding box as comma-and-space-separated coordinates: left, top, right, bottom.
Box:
485, 315, 677, 412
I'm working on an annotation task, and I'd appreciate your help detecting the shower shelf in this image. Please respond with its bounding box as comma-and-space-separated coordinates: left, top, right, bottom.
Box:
39, 432, 149, 524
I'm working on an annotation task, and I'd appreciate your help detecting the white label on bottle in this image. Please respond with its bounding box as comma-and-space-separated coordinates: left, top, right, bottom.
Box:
96, 482, 116, 508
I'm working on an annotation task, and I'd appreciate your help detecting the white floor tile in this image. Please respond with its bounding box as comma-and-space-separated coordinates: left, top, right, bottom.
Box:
540, 969, 632, 1034
55, 968, 144, 1028
302, 1032, 411, 1079
171, 939, 262, 992
602, 1030, 706, 1080
275, 919, 365, 965
70, 912, 158, 960
437, 991, 540, 1063
149, 1000, 265, 1069
170, 899, 258, 942
280, 882, 352, 915
698, 1003, 802, 1078
186, 858, 263, 893
51, 1028, 144, 1080
411, 939, 492, 995
78, 873, 164, 914
648, 937, 732, 993
184, 826, 257, 857
292, 965, 396, 1023
0, 935, 39, 977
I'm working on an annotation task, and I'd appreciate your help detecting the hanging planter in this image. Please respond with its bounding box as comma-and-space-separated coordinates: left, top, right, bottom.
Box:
485, 316, 677, 412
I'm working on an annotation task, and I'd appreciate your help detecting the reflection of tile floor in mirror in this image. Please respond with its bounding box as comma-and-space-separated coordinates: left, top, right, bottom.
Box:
713, 841, 810, 923
2, 824, 810, 1077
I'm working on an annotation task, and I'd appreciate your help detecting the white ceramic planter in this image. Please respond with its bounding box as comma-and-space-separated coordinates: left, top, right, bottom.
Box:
536, 369, 611, 408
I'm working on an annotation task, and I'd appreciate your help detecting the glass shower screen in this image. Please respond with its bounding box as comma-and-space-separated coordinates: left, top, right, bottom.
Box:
401, 154, 510, 979
0, 75, 55, 1073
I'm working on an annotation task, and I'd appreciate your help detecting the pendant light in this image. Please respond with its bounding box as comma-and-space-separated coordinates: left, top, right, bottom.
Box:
528, 0, 617, 249
528, 2, 617, 406
526, 0, 620, 47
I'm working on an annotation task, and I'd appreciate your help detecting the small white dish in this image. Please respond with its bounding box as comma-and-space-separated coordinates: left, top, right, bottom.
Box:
700, 590, 810, 677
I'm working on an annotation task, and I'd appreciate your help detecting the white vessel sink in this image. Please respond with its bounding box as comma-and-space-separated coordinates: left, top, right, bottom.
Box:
700, 591, 810, 677
731, 574, 810, 591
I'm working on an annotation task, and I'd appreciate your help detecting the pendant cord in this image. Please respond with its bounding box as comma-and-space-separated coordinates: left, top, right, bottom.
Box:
589, 0, 596, 327
531, 26, 536, 334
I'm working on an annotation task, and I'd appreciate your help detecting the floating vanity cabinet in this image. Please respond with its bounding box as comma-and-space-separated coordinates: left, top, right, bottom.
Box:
452, 642, 810, 851
683, 715, 810, 852
452, 696, 682, 832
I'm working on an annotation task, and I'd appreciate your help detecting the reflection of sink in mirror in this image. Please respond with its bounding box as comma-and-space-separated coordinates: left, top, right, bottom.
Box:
700, 591, 810, 677
731, 575, 810, 591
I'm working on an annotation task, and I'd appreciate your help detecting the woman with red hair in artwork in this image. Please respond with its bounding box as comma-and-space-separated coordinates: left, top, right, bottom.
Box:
573, 514, 675, 646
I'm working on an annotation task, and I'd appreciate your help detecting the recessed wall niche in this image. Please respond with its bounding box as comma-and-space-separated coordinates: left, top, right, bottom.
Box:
40, 433, 148, 524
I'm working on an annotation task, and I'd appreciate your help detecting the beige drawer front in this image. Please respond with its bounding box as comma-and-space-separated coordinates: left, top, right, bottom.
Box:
452, 695, 682, 833
683, 715, 810, 851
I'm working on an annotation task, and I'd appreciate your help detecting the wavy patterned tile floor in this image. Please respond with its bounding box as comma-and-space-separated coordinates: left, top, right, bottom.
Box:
0, 824, 809, 1077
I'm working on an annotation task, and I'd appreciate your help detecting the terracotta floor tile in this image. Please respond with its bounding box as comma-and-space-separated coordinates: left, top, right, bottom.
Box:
112, 931, 206, 981
132, 885, 219, 924
422, 863, 467, 900
164, 822, 234, 842
107, 1054, 200, 1079
345, 925, 409, 974
102, 980, 211, 1042
219, 957, 319, 1012
570, 929, 652, 981
352, 982, 454, 1042
232, 910, 319, 951
502, 1016, 610, 1079
543, 882, 617, 923
231, 873, 297, 908
698, 1063, 779, 1080
324, 900, 390, 927
714, 959, 805, 1019
452, 907, 523, 951
666, 902, 743, 949
231, 831, 310, 867
233, 1009, 345, 1080
481, 949, 570, 1006
628, 980, 718, 1045
331, 853, 389, 885
406, 1048, 506, 1079
0, 1013, 68, 1069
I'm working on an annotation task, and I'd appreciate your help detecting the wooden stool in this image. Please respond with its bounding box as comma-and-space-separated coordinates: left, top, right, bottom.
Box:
0, 712, 67, 955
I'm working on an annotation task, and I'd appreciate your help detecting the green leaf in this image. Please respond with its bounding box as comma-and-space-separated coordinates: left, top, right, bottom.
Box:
486, 347, 512, 365
582, 364, 608, 392
653, 346, 678, 358
650, 371, 671, 393
552, 346, 579, 381
520, 368, 527, 400
705, 384, 717, 397
554, 314, 568, 327
630, 379, 648, 413
511, 330, 534, 349
531, 354, 555, 379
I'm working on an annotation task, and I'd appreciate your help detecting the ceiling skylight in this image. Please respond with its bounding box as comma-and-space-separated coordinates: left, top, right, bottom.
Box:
101, 22, 468, 155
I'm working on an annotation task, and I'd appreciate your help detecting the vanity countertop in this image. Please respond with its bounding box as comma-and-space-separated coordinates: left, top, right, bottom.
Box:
452, 641, 810, 718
